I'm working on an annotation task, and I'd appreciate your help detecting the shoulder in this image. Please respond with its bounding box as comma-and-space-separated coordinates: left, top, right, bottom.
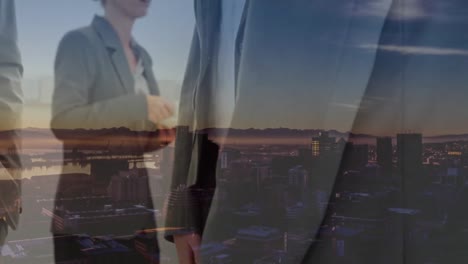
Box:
58, 26, 97, 53
55, 26, 99, 73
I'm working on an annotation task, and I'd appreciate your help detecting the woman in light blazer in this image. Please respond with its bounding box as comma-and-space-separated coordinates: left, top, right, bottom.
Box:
51, 0, 173, 262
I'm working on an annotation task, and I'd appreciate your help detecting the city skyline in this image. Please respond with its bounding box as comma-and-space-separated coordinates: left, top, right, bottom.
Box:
2, 119, 467, 262
7, 1, 468, 262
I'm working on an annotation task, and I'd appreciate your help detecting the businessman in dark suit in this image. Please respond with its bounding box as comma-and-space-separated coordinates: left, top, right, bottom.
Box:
0, 0, 23, 247
166, 0, 468, 263
165, 0, 395, 262
164, 1, 248, 262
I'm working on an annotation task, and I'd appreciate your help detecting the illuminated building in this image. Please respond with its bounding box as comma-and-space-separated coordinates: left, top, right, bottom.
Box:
311, 132, 336, 157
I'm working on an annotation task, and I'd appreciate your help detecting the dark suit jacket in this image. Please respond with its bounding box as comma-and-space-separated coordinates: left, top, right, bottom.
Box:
168, 0, 468, 263
164, 0, 227, 242
165, 0, 391, 236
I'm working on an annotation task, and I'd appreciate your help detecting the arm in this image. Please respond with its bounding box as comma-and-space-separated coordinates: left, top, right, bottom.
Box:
163, 27, 223, 263
164, 29, 202, 242
0, 0, 23, 230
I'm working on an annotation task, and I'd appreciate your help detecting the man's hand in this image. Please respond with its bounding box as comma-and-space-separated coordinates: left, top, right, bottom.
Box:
146, 95, 175, 124
174, 233, 201, 264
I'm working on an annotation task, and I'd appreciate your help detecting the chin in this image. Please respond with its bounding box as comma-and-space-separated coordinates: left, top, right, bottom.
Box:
135, 11, 148, 18
129, 9, 148, 19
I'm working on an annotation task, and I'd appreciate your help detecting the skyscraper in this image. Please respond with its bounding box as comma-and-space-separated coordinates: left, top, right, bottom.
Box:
397, 133, 423, 193
353, 144, 369, 168
341, 143, 369, 170
377, 137, 393, 170
311, 132, 336, 157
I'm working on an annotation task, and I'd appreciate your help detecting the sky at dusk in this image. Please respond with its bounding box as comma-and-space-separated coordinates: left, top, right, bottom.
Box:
16, 0, 194, 129
13, 0, 468, 136
227, 0, 468, 136
16, 0, 194, 80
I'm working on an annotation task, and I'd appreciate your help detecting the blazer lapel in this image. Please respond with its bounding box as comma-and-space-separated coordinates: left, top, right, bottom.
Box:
110, 48, 134, 93
92, 16, 134, 93
135, 44, 160, 96
142, 64, 160, 95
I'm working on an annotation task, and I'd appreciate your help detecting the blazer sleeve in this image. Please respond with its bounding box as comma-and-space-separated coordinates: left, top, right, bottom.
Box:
0, 0, 23, 230
51, 31, 149, 135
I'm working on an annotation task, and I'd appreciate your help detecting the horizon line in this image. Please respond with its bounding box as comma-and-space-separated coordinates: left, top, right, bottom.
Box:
16, 126, 468, 139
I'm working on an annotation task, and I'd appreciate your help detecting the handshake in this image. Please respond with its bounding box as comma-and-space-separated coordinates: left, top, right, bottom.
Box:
146, 95, 178, 128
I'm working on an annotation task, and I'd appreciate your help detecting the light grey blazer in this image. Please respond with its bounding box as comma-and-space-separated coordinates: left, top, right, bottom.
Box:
51, 16, 159, 132
50, 16, 160, 235
0, 0, 22, 231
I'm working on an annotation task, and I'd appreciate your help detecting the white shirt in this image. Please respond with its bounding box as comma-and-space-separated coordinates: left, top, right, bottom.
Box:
209, 0, 247, 130
133, 59, 150, 95
133, 59, 153, 131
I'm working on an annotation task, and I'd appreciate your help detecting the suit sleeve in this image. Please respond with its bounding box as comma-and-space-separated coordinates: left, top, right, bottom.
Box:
0, 0, 23, 230
164, 29, 204, 242
50, 31, 149, 135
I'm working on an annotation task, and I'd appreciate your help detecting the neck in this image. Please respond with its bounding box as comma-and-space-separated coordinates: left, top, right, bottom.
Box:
104, 10, 135, 47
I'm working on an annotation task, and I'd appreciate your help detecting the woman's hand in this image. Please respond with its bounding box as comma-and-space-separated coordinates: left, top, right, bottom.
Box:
146, 95, 175, 124
174, 233, 201, 264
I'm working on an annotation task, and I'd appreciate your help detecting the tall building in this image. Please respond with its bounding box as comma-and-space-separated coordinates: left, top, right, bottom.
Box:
108, 170, 149, 205
288, 166, 307, 186
288, 166, 308, 202
341, 143, 369, 170
397, 133, 423, 192
311, 132, 336, 157
376, 137, 393, 170
253, 165, 271, 190
354, 144, 369, 168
